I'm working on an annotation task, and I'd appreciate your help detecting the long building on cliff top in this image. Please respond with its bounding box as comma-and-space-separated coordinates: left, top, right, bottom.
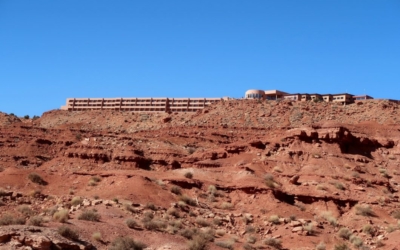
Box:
61, 89, 373, 112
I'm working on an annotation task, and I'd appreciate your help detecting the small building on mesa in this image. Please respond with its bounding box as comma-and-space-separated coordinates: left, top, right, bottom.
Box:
245, 89, 373, 104
353, 95, 373, 101
332, 93, 354, 104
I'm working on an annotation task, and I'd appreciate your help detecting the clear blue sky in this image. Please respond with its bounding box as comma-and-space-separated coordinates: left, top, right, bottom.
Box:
1, 1, 399, 116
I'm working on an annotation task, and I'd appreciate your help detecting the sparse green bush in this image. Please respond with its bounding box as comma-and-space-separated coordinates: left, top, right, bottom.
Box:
58, 225, 79, 241
24, 115, 30, 119
141, 211, 154, 223
246, 235, 257, 244
245, 225, 256, 234
269, 215, 280, 225
362, 224, 374, 235
28, 173, 46, 185
53, 209, 69, 223
338, 227, 352, 240
195, 217, 211, 227
215, 240, 234, 249
70, 196, 82, 206
92, 232, 102, 241
350, 235, 363, 248
18, 205, 34, 216
167, 208, 180, 218
170, 185, 182, 195
208, 185, 217, 194
392, 209, 400, 219
124, 203, 138, 213
316, 242, 326, 250
143, 219, 167, 231
216, 229, 226, 236
180, 228, 198, 239
145, 202, 156, 210
303, 223, 315, 235
109, 236, 146, 250
0, 214, 25, 225
355, 204, 375, 217
88, 176, 101, 186
188, 235, 208, 250
264, 174, 276, 188
28, 216, 44, 226
243, 243, 255, 250
126, 218, 139, 229
220, 202, 233, 210
179, 195, 197, 206
78, 210, 100, 222
334, 182, 346, 190
264, 237, 282, 249
184, 172, 193, 179
334, 243, 350, 250
321, 211, 337, 226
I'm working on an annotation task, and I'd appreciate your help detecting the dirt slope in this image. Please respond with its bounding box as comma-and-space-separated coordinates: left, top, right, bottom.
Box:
1, 99, 400, 250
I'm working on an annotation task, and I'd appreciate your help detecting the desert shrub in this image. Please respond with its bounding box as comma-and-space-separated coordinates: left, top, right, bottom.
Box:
355, 204, 375, 217
113, 197, 119, 203
316, 242, 326, 250
246, 235, 257, 244
179, 195, 197, 206
208, 185, 217, 194
188, 235, 208, 250
350, 235, 363, 247
28, 216, 44, 226
269, 215, 280, 225
126, 218, 139, 229
215, 240, 234, 249
243, 243, 255, 250
264, 174, 276, 188
220, 202, 233, 210
124, 203, 138, 213
392, 209, 400, 219
70, 197, 82, 206
303, 223, 315, 235
216, 229, 226, 237
242, 214, 253, 224
141, 211, 154, 223
170, 185, 182, 195
169, 219, 182, 229
143, 219, 167, 231
78, 210, 101, 222
109, 236, 146, 250
18, 205, 34, 216
213, 217, 222, 226
28, 173, 46, 185
316, 184, 328, 191
145, 202, 156, 210
376, 240, 384, 247
321, 211, 337, 226
334, 182, 346, 190
334, 243, 350, 250
0, 214, 25, 225
92, 232, 102, 241
180, 228, 198, 239
91, 176, 101, 182
338, 227, 352, 240
245, 225, 256, 234
362, 224, 374, 235
195, 217, 211, 227
0, 188, 8, 197
264, 237, 282, 249
167, 208, 180, 218
58, 225, 79, 241
184, 171, 193, 179
53, 209, 69, 223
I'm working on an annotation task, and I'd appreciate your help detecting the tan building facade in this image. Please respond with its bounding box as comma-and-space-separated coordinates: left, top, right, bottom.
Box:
61, 97, 222, 112
246, 89, 372, 104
